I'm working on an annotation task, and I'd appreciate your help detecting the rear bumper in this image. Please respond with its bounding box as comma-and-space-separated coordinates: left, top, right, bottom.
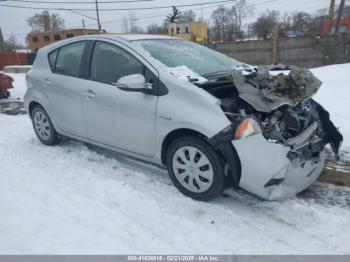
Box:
232, 133, 325, 200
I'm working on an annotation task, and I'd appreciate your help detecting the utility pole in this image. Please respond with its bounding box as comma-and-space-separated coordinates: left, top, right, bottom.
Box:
95, 0, 102, 32
327, 0, 336, 34
82, 19, 86, 35
201, 4, 204, 45
335, 0, 346, 35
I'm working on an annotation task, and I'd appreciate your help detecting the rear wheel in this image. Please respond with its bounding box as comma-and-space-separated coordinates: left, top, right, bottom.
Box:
31, 105, 59, 145
166, 136, 226, 201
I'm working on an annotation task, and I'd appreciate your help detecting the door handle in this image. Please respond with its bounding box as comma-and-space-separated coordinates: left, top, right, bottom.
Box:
83, 90, 96, 100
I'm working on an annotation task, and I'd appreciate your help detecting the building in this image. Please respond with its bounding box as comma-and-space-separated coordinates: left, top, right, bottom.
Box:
167, 21, 208, 44
27, 28, 101, 52
322, 18, 350, 35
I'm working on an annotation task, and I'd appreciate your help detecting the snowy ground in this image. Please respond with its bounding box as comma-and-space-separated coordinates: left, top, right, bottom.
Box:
0, 64, 350, 254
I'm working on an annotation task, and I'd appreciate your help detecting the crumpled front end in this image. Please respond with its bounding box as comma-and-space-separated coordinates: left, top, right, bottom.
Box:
230, 64, 343, 160
232, 131, 325, 200
232, 64, 322, 113
202, 64, 343, 200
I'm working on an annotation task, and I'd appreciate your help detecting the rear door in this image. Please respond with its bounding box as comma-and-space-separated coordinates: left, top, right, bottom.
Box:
46, 41, 88, 138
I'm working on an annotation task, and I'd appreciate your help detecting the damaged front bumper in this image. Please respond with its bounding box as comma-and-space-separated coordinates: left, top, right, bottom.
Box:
232, 132, 325, 200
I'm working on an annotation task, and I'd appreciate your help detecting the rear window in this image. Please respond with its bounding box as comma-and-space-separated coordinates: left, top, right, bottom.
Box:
53, 41, 86, 77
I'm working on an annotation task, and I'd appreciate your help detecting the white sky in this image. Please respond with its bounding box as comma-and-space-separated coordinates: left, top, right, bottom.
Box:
0, 0, 331, 43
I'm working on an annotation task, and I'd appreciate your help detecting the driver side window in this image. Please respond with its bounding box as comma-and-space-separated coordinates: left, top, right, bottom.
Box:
90, 41, 145, 84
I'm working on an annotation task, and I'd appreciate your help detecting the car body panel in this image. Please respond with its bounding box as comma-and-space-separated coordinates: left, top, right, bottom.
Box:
233, 133, 325, 200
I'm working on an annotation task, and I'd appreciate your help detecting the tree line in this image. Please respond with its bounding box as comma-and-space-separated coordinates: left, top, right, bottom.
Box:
2, 0, 350, 51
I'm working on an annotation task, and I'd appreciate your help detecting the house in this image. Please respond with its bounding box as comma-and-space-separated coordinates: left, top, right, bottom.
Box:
167, 21, 208, 44
322, 18, 350, 35
27, 28, 101, 53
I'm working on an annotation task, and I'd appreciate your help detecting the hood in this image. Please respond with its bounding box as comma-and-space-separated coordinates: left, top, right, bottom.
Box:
232, 64, 322, 112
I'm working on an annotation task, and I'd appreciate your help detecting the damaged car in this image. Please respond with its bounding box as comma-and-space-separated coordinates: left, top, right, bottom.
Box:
24, 35, 343, 201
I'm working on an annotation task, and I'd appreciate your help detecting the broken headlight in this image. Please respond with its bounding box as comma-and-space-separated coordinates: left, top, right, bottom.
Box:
235, 118, 262, 139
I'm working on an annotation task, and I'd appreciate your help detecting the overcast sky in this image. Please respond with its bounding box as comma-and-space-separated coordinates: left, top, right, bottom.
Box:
0, 0, 331, 43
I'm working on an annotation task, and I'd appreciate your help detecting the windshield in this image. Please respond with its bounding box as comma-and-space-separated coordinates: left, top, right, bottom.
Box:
134, 39, 241, 76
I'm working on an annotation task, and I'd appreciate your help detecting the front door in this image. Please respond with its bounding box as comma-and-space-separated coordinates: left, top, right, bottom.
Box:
82, 41, 158, 157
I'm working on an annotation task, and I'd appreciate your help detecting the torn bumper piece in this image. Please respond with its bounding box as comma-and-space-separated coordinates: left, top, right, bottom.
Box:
232, 133, 325, 200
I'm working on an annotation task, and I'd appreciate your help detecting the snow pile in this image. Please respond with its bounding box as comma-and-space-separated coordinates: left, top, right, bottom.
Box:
312, 63, 350, 151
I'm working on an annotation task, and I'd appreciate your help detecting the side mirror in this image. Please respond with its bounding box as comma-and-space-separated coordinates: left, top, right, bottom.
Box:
116, 74, 151, 93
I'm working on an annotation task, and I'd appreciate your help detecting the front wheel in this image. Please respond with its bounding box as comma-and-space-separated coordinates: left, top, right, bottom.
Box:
166, 136, 226, 201
31, 105, 60, 146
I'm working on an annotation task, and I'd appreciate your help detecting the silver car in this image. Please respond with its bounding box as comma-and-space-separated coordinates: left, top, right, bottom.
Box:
24, 35, 342, 201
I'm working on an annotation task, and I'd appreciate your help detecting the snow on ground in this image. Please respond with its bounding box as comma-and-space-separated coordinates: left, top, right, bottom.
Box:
312, 64, 350, 152
1, 114, 350, 254
0, 64, 350, 254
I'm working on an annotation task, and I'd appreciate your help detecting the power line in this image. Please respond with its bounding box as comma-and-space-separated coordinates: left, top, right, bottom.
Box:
1, 0, 241, 35
67, 9, 98, 21
1, 0, 278, 36
83, 0, 277, 27
82, 0, 241, 27
5, 0, 158, 4
0, 0, 238, 11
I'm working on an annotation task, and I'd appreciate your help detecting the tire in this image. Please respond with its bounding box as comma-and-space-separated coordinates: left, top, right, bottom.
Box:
166, 136, 226, 201
31, 105, 60, 146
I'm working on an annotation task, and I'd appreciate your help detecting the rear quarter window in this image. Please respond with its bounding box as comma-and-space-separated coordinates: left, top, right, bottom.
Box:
48, 49, 58, 71
52, 41, 86, 77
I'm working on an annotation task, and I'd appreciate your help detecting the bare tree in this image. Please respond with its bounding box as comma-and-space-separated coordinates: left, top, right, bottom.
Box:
122, 15, 129, 33
210, 6, 231, 42
121, 12, 144, 33
278, 9, 328, 37
291, 12, 313, 33
147, 23, 167, 34
3, 36, 26, 52
210, 1, 252, 42
308, 8, 328, 35
278, 13, 293, 36
230, 0, 254, 38
251, 10, 280, 40
180, 10, 196, 23
130, 25, 144, 34
129, 12, 137, 32
27, 11, 65, 32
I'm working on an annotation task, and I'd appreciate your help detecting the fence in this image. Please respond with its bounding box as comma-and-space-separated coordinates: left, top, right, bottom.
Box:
210, 33, 350, 68
0, 53, 36, 70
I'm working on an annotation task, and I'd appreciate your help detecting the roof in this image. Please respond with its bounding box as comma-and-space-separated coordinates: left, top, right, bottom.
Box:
103, 34, 178, 41
28, 28, 100, 35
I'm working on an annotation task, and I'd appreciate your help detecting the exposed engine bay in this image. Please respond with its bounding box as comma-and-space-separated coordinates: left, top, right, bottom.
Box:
197, 64, 343, 160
